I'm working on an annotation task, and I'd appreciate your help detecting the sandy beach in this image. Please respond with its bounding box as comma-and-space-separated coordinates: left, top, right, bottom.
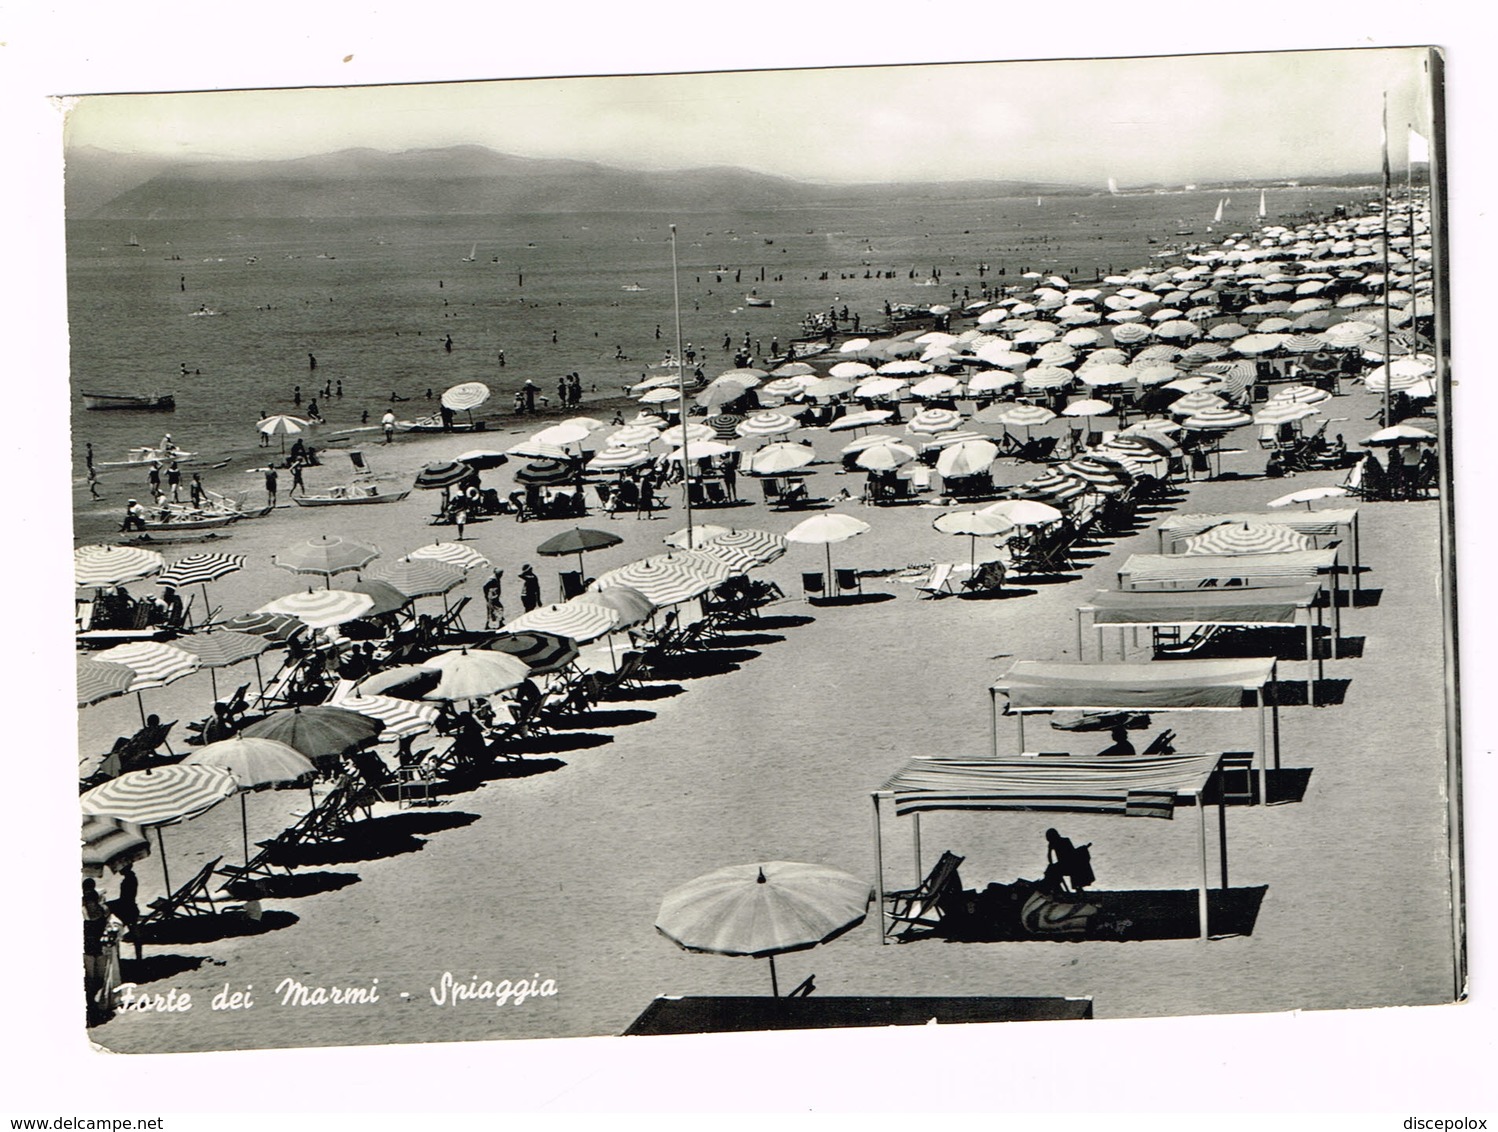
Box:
75, 363, 1457, 1052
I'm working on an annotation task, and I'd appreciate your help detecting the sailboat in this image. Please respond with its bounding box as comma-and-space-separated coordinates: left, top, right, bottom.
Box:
1258, 189, 1267, 219
460, 243, 477, 263
126, 233, 140, 248
1107, 177, 1120, 196
1211, 197, 1225, 225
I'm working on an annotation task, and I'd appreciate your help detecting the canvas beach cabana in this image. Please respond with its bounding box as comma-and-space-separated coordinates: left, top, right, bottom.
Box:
1155, 509, 1362, 590
1074, 583, 1332, 704
988, 658, 1281, 800
871, 753, 1229, 941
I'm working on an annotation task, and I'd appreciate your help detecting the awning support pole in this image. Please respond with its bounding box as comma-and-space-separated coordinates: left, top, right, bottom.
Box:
1306, 622, 1316, 707
1197, 794, 1210, 941
1352, 513, 1362, 593
1257, 697, 1269, 805
989, 688, 998, 759
912, 812, 922, 889
1016, 711, 1026, 755
1218, 788, 1229, 888
872, 795, 886, 945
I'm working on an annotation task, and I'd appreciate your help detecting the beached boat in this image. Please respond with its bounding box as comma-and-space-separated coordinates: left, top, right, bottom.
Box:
745, 295, 774, 308
82, 392, 176, 412
294, 484, 412, 507
97, 444, 197, 469
401, 414, 489, 434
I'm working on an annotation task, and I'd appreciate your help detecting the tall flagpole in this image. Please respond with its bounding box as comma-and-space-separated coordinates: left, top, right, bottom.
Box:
1379, 93, 1394, 428
670, 224, 693, 546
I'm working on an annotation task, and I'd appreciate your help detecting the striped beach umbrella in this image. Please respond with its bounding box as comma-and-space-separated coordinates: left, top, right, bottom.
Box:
1270, 384, 1332, 406
569, 584, 655, 630
440, 382, 490, 412
81, 764, 238, 829
366, 557, 466, 599
256, 415, 313, 452
156, 552, 246, 589
701, 529, 788, 565
1323, 321, 1376, 347
273, 534, 380, 586
772, 361, 817, 377
1059, 457, 1133, 494
1169, 391, 1230, 417
588, 446, 652, 472
514, 459, 574, 486
169, 630, 272, 702
737, 412, 800, 439
639, 387, 680, 405
1014, 469, 1090, 504
1363, 366, 1425, 393
1111, 321, 1153, 344
222, 610, 308, 644
761, 376, 811, 399
78, 659, 137, 708
1154, 319, 1199, 341
631, 412, 669, 428
408, 542, 491, 573
608, 425, 663, 449
182, 735, 316, 789
1021, 367, 1074, 393
1034, 343, 1078, 366
906, 407, 964, 435
663, 525, 733, 549
659, 422, 716, 448
592, 554, 729, 606
485, 630, 581, 675
457, 448, 514, 471
256, 588, 376, 629
75, 545, 165, 588
414, 460, 476, 489
997, 403, 1058, 428
505, 602, 618, 643
704, 414, 746, 440
506, 439, 570, 461
1182, 521, 1315, 556
82, 815, 151, 879
95, 641, 200, 692
420, 649, 533, 701
1181, 407, 1253, 431
326, 689, 440, 739
1253, 401, 1320, 426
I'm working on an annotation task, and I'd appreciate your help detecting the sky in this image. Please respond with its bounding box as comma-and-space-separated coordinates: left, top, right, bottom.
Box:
61, 47, 1435, 186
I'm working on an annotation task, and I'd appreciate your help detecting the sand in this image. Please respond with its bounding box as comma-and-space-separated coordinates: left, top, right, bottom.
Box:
77, 380, 1458, 1053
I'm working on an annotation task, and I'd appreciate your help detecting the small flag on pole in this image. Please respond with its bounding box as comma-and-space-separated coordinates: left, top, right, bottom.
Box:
1408, 129, 1431, 165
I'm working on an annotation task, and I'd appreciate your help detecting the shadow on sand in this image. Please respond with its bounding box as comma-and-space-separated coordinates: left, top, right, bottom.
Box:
117, 952, 209, 986
133, 909, 300, 947
224, 870, 361, 901
546, 708, 657, 730
956, 587, 1040, 602
933, 885, 1267, 943
807, 592, 896, 608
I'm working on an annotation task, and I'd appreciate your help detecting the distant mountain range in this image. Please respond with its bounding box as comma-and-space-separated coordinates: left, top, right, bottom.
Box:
65, 144, 1379, 220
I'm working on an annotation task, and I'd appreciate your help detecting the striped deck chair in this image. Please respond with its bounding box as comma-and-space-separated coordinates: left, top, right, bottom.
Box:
884, 850, 965, 940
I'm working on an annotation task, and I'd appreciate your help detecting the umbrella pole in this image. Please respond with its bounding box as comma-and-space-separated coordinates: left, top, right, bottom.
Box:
252, 656, 266, 698
670, 224, 693, 549
209, 666, 220, 703
200, 583, 213, 627
155, 826, 172, 897
824, 543, 833, 592
768, 954, 780, 998
136, 691, 148, 728
241, 793, 250, 870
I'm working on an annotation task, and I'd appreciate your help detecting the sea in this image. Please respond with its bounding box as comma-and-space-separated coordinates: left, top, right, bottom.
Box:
66, 185, 1369, 539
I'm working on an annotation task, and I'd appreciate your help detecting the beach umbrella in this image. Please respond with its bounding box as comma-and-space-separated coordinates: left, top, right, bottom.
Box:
413, 460, 476, 490
1364, 366, 1426, 394
631, 412, 669, 429
664, 524, 732, 549
454, 449, 510, 471
828, 361, 877, 380
1182, 521, 1315, 556
907, 374, 962, 400
838, 433, 899, 456
608, 425, 663, 449
919, 429, 990, 451
744, 442, 815, 476
78, 659, 138, 708
966, 371, 1021, 395
785, 512, 871, 583
826, 409, 893, 433
1363, 424, 1437, 446
407, 541, 490, 573
934, 439, 999, 479
665, 440, 738, 465
440, 382, 491, 412
420, 648, 533, 701
273, 534, 380, 588
1058, 457, 1133, 494
697, 528, 789, 571
1253, 401, 1320, 426
854, 377, 907, 400
760, 376, 811, 399
717, 368, 768, 384
1061, 398, 1115, 425
514, 459, 574, 486
355, 665, 442, 700
347, 578, 411, 617
655, 861, 872, 996
1268, 486, 1352, 510
855, 441, 918, 471
325, 688, 441, 739
588, 446, 652, 472
933, 510, 1016, 571
75, 545, 164, 588
256, 588, 376, 630
505, 601, 619, 643
1270, 384, 1332, 406
704, 413, 746, 440
366, 557, 466, 600
222, 610, 307, 644
1122, 417, 1185, 438
506, 439, 570, 461
1076, 364, 1133, 389
1111, 321, 1153, 344
996, 404, 1058, 429
639, 387, 681, 406
659, 422, 716, 448
95, 641, 201, 724
1181, 407, 1253, 431
979, 499, 1065, 527
156, 551, 246, 589
82, 815, 151, 879
484, 630, 581, 675
1169, 391, 1230, 417
735, 412, 799, 440
531, 422, 592, 448
801, 377, 856, 401
241, 705, 385, 766
772, 361, 817, 377
80, 764, 239, 895
181, 735, 318, 868
256, 415, 313, 452
838, 337, 874, 355
536, 527, 625, 575
906, 408, 964, 435
169, 630, 272, 702
593, 552, 734, 605
1021, 367, 1074, 393
632, 373, 681, 393
1013, 469, 1090, 504
570, 584, 655, 630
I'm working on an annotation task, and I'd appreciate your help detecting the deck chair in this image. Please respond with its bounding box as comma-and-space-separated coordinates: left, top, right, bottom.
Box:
801, 572, 826, 601
1216, 750, 1256, 804
834, 567, 862, 596
1142, 728, 1177, 755
704, 481, 728, 505
140, 856, 225, 924
960, 560, 1006, 595
558, 570, 586, 600
916, 562, 957, 599
884, 850, 965, 939
760, 478, 783, 504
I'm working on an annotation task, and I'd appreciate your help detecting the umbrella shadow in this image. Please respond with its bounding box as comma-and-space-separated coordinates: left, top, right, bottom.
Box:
808, 592, 897, 607
647, 649, 761, 679
706, 631, 787, 648
547, 707, 656, 730
222, 870, 361, 900
272, 811, 479, 865
1008, 571, 1084, 586
601, 682, 686, 702
117, 953, 209, 986
482, 755, 569, 779
133, 909, 299, 946
932, 885, 1267, 943
504, 731, 614, 754
750, 613, 816, 630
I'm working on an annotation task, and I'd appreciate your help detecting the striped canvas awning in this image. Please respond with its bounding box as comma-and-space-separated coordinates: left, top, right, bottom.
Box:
1118, 549, 1338, 590
877, 754, 1223, 818
992, 658, 1277, 712
1078, 584, 1322, 627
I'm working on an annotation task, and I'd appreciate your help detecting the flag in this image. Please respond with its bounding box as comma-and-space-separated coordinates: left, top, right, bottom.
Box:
1409, 129, 1431, 165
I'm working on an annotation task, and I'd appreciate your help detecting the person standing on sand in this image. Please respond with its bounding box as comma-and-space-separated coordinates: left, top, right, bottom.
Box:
289, 460, 306, 498
189, 473, 205, 508
87, 466, 102, 499
147, 462, 161, 498
482, 569, 505, 628
519, 564, 541, 613
264, 466, 279, 507
382, 410, 396, 445
85, 443, 94, 472
167, 461, 182, 502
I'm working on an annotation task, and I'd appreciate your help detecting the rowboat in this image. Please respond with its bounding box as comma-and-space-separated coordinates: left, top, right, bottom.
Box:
745, 295, 774, 308
294, 484, 411, 507
82, 392, 176, 412
401, 414, 488, 433
97, 444, 198, 469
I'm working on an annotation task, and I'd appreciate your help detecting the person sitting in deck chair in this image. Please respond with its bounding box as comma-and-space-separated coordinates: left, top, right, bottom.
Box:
1041, 828, 1095, 895
1096, 726, 1136, 757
